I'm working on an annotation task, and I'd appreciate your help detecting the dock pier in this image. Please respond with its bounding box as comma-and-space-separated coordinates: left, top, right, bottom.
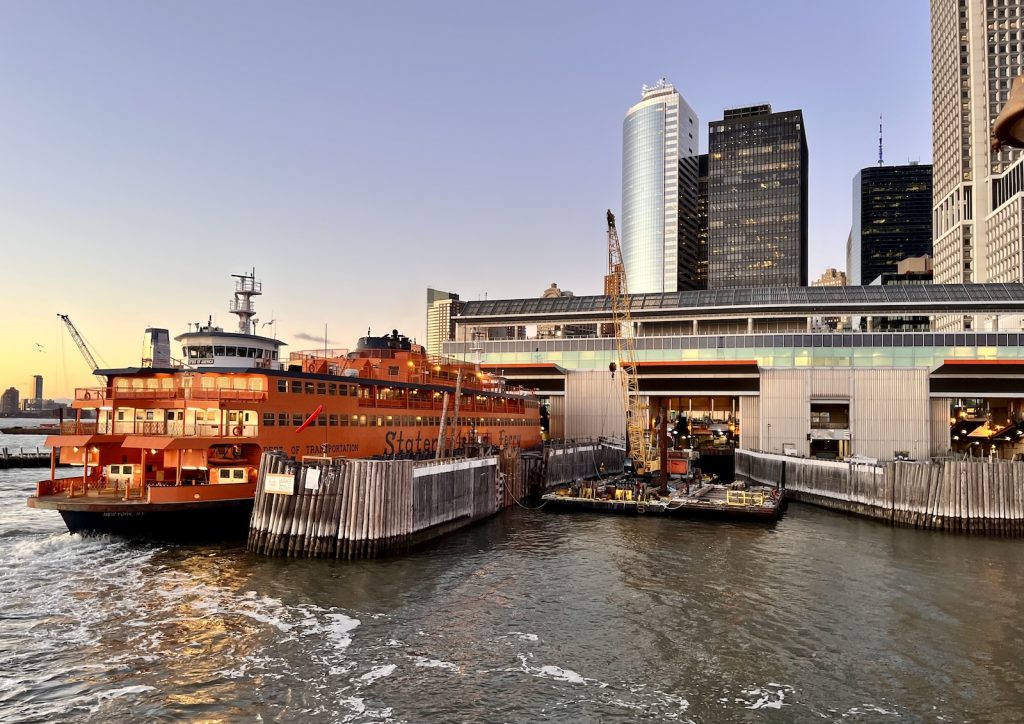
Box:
0, 448, 55, 469
736, 449, 1024, 535
247, 441, 627, 558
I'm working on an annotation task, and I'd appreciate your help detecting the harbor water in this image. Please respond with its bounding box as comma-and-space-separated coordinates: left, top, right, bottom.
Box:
2, 424, 1023, 721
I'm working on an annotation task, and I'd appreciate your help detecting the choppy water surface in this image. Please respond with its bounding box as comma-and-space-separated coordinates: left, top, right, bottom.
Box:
2, 443, 1024, 721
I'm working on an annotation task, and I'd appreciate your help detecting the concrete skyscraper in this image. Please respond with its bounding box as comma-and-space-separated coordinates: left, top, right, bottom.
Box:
932, 0, 1024, 297
707, 105, 808, 288
621, 79, 700, 293
848, 164, 933, 285
425, 288, 464, 359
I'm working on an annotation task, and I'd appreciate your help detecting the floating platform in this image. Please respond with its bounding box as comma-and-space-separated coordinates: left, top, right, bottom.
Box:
667, 482, 785, 521
2, 425, 59, 434
542, 477, 785, 521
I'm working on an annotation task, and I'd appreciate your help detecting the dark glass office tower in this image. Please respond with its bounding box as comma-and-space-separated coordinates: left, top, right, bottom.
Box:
695, 153, 709, 289
847, 163, 933, 285
707, 105, 808, 288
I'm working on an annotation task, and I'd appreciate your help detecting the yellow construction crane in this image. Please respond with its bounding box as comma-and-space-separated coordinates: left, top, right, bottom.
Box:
58, 314, 106, 385
605, 210, 659, 476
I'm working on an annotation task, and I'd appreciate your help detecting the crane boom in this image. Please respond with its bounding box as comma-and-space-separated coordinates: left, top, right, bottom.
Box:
606, 211, 658, 475
58, 314, 105, 384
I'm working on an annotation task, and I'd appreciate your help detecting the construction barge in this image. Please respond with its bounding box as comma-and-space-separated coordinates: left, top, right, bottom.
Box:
541, 476, 785, 520
539, 211, 784, 522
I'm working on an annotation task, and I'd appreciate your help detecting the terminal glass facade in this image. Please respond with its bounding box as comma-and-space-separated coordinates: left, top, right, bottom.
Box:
448, 332, 1023, 370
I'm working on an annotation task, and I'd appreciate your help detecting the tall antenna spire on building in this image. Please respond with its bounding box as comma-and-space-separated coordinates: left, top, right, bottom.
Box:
878, 114, 884, 167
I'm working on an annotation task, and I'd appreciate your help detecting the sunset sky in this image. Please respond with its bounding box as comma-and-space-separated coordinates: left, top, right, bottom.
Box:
0, 1, 931, 400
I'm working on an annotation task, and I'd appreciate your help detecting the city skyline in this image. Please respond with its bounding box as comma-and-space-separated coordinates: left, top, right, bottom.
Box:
1, 1, 932, 397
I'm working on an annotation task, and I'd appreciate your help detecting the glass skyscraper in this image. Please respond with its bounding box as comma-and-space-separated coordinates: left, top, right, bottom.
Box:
848, 163, 933, 285
621, 80, 700, 293
707, 105, 808, 288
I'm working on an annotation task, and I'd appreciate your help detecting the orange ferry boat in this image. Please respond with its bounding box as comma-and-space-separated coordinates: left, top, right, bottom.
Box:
29, 271, 543, 537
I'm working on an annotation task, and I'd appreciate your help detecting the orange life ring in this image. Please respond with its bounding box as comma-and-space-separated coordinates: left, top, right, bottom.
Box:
233, 426, 243, 436
84, 392, 91, 400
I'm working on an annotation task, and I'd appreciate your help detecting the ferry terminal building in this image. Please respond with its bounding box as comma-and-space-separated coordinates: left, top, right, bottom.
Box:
442, 284, 1024, 464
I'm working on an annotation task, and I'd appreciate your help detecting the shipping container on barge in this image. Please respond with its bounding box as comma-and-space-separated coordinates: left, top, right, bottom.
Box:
28, 271, 543, 537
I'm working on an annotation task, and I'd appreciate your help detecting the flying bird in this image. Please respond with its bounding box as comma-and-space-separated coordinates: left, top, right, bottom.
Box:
34, 342, 45, 352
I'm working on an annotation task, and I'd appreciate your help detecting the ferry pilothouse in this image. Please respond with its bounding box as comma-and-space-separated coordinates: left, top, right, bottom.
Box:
29, 271, 543, 537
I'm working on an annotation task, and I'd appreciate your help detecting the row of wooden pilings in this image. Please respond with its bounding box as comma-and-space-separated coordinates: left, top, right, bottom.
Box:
247, 441, 626, 558
541, 439, 626, 489
0, 448, 53, 469
736, 449, 1024, 535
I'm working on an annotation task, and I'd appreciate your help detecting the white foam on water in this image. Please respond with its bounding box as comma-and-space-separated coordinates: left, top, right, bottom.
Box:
536, 665, 587, 684
742, 683, 793, 710
844, 704, 900, 717
409, 655, 460, 672
96, 685, 157, 701
514, 653, 604, 687
339, 695, 365, 714
507, 631, 539, 642
359, 664, 397, 683
324, 613, 361, 650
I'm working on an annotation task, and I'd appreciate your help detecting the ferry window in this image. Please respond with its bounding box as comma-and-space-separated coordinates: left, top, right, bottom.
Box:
278, 413, 288, 425
305, 382, 314, 394
386, 415, 394, 426
226, 347, 236, 357
214, 346, 225, 355
358, 415, 367, 426
340, 385, 350, 396
278, 380, 287, 392
272, 351, 278, 360
263, 413, 275, 426
291, 381, 302, 393
415, 416, 423, 426
317, 416, 326, 426
328, 414, 338, 426
289, 414, 300, 426
317, 382, 326, 395
388, 365, 399, 376
340, 415, 349, 426
328, 384, 336, 396
351, 415, 359, 426
248, 348, 257, 358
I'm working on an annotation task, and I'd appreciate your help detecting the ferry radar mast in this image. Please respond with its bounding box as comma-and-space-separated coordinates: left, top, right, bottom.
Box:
229, 268, 262, 334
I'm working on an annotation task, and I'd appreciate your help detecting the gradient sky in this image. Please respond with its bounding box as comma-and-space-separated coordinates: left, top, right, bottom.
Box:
0, 1, 932, 399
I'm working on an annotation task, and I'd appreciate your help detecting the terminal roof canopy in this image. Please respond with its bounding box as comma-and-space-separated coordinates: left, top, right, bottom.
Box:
457, 284, 1024, 323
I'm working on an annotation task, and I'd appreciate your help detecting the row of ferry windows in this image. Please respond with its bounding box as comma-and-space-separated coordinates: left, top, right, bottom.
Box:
278, 379, 361, 396
262, 413, 534, 427
186, 346, 278, 360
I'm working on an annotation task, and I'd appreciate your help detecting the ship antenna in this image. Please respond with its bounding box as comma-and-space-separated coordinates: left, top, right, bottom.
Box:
878, 114, 883, 167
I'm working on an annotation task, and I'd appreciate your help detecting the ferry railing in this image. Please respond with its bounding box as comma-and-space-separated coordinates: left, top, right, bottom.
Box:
77, 387, 268, 404
75, 388, 107, 402
59, 420, 106, 435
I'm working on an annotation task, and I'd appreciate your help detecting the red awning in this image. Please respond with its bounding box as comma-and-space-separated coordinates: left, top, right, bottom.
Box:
121, 436, 224, 451
43, 434, 124, 447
